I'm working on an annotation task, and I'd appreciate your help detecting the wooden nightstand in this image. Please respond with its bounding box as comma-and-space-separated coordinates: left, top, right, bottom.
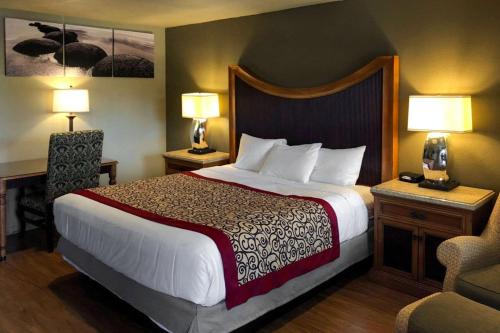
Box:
370, 179, 495, 297
163, 149, 230, 174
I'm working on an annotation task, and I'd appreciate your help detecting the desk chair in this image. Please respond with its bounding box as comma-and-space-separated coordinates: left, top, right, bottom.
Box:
17, 130, 104, 252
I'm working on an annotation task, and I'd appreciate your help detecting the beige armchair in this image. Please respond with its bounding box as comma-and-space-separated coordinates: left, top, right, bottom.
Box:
437, 195, 500, 291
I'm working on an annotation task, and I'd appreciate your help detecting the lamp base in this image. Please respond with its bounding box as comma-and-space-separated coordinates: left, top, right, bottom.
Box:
66, 114, 76, 132
188, 148, 216, 155
418, 179, 460, 191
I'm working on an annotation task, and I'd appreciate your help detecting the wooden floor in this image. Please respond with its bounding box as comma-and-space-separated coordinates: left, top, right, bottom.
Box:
0, 231, 416, 333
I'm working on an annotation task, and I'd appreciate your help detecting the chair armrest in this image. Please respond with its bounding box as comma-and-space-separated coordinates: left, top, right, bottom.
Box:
437, 236, 498, 291
395, 293, 440, 333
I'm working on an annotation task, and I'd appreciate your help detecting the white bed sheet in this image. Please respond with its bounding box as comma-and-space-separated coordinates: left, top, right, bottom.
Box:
54, 165, 372, 306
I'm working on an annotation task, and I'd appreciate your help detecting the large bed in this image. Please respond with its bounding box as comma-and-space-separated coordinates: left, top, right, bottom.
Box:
54, 55, 399, 333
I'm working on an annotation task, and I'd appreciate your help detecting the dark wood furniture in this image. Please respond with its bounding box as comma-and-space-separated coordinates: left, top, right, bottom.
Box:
162, 149, 229, 174
370, 179, 495, 297
228, 56, 399, 186
0, 157, 118, 260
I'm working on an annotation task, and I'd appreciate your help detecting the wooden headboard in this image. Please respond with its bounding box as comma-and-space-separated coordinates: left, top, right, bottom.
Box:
228, 56, 399, 186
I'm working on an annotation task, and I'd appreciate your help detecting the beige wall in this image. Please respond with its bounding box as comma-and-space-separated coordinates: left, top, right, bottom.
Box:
1, 8, 166, 234
166, 0, 500, 192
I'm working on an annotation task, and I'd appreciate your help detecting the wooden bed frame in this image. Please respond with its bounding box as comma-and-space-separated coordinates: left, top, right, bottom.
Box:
57, 55, 400, 333
229, 55, 399, 186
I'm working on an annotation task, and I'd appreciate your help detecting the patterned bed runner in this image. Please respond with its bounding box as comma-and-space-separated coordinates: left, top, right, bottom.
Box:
75, 172, 339, 308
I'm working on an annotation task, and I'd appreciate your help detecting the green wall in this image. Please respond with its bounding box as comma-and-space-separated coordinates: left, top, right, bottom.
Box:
166, 0, 500, 192
0, 8, 166, 234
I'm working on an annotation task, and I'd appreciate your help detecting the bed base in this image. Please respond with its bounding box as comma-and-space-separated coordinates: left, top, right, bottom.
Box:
57, 228, 373, 333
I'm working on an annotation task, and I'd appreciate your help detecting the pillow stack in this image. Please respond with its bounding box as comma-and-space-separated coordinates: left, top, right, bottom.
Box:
234, 133, 366, 186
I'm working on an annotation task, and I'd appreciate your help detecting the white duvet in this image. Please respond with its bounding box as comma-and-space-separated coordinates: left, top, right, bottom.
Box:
54, 165, 372, 306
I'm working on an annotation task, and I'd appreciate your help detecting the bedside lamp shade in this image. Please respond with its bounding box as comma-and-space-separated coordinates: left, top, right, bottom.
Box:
53, 89, 89, 113
408, 95, 472, 133
53, 89, 89, 132
182, 93, 219, 119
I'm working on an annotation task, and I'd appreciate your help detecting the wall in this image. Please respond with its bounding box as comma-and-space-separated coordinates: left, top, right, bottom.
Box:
0, 8, 166, 234
166, 0, 500, 192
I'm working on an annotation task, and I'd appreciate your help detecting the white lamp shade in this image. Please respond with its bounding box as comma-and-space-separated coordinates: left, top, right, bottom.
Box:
408, 95, 472, 133
53, 89, 89, 113
182, 93, 220, 119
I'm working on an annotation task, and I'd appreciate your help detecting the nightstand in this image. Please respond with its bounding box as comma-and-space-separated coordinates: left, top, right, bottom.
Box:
370, 179, 495, 297
162, 149, 230, 174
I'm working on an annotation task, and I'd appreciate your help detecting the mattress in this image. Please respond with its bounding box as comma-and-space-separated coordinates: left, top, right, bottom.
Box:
54, 165, 373, 307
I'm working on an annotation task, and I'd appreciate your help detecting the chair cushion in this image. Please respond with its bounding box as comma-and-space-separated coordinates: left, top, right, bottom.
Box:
408, 292, 500, 333
456, 264, 500, 310
19, 192, 47, 213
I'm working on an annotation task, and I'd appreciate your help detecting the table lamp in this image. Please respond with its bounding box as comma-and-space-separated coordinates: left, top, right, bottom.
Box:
182, 92, 220, 154
53, 88, 89, 132
408, 95, 472, 191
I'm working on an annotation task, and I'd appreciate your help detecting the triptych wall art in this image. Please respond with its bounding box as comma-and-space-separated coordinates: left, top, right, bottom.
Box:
4, 18, 155, 78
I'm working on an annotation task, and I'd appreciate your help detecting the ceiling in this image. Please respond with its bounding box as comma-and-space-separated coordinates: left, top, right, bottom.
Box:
0, 0, 338, 28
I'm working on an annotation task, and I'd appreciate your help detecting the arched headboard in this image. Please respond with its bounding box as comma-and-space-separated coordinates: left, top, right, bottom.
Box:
228, 56, 399, 186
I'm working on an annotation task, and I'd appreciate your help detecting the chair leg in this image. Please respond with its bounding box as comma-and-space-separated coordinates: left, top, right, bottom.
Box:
46, 204, 54, 253
16, 188, 26, 237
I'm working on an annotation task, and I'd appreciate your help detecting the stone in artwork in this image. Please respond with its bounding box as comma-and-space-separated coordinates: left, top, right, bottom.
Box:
55, 42, 107, 68
13, 38, 62, 57
44, 31, 79, 44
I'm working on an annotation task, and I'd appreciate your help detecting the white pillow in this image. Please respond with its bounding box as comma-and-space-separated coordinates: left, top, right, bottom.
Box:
259, 143, 322, 183
310, 146, 366, 186
234, 133, 287, 171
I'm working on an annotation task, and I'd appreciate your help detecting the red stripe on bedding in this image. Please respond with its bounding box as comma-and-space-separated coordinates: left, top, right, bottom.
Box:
74, 172, 339, 309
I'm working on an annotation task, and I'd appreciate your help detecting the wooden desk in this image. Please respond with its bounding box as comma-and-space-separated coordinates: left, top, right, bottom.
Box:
0, 157, 118, 260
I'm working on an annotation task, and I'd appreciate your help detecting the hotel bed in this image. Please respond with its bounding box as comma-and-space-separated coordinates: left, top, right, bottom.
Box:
54, 55, 399, 333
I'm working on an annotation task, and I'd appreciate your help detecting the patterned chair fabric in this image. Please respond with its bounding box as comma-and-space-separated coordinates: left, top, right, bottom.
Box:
437, 195, 500, 291
46, 130, 104, 202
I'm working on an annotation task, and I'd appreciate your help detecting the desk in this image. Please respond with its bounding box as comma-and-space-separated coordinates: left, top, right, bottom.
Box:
0, 157, 118, 260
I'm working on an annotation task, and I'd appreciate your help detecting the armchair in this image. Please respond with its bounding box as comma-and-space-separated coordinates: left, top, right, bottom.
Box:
437, 195, 500, 291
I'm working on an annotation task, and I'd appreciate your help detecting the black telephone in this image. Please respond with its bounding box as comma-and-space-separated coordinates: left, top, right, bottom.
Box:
399, 172, 424, 183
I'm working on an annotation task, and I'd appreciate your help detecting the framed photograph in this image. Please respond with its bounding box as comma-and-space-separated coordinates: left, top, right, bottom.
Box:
112, 29, 154, 78
64, 24, 113, 77
4, 18, 155, 78
5, 17, 64, 76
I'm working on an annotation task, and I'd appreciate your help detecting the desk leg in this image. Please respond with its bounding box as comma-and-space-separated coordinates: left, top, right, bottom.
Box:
0, 180, 7, 261
109, 164, 117, 185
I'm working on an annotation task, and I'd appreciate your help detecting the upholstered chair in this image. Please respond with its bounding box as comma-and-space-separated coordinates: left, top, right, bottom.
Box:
437, 195, 500, 292
17, 130, 104, 252
395, 291, 500, 333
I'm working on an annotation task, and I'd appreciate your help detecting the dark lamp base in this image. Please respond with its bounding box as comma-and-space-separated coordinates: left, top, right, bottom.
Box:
188, 148, 216, 155
66, 115, 77, 132
418, 179, 460, 191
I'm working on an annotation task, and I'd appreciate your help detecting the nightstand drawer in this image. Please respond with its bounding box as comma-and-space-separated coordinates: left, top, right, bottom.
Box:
379, 200, 463, 232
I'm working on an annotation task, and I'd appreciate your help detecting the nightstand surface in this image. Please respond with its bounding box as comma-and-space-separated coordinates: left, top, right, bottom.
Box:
163, 149, 230, 165
371, 179, 494, 211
